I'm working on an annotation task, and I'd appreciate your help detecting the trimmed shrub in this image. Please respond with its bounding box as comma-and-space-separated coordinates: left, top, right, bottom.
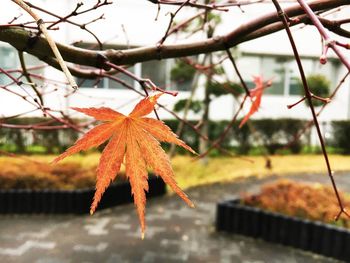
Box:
332, 121, 350, 154
242, 179, 350, 228
306, 74, 331, 107
164, 118, 306, 155
1, 117, 307, 155
0, 117, 79, 154
294, 74, 331, 107
253, 119, 305, 154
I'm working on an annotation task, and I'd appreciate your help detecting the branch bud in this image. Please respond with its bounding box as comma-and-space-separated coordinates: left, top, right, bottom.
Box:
319, 55, 327, 64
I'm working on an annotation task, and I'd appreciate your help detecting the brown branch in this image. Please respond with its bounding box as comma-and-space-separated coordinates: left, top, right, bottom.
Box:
149, 0, 228, 11
297, 0, 350, 71
316, 17, 350, 38
0, 0, 347, 71
272, 0, 349, 219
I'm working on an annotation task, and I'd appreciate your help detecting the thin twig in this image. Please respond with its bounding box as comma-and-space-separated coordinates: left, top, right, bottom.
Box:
285, 71, 350, 149
297, 0, 350, 71
225, 49, 272, 167
18, 51, 44, 106
11, 0, 78, 90
149, 0, 228, 11
196, 94, 248, 159
225, 49, 250, 96
169, 55, 206, 157
272, 0, 349, 219
158, 0, 191, 45
26, 0, 110, 49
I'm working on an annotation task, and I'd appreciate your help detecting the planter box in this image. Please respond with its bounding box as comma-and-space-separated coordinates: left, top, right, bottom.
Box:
0, 176, 166, 214
216, 199, 350, 262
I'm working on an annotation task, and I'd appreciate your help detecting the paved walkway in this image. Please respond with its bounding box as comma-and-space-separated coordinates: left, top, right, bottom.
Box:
0, 172, 348, 263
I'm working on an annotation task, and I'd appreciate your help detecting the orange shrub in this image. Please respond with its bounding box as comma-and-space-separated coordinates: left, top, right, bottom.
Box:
0, 158, 97, 189
242, 179, 350, 228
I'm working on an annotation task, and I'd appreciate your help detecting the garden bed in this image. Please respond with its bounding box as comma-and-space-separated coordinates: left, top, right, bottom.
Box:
216, 180, 350, 262
0, 176, 166, 214
216, 199, 350, 261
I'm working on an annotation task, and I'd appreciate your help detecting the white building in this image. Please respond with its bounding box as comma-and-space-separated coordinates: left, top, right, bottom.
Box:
0, 0, 349, 130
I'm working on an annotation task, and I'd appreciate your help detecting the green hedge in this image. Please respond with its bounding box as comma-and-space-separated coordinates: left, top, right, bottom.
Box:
0, 118, 79, 154
252, 119, 305, 154
332, 121, 350, 154
1, 117, 307, 155
164, 118, 307, 155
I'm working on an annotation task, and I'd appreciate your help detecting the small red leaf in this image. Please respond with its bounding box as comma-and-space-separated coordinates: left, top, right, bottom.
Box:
239, 76, 269, 128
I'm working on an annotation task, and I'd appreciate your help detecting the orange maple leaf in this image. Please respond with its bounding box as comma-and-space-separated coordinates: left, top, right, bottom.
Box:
239, 76, 271, 128
52, 93, 195, 238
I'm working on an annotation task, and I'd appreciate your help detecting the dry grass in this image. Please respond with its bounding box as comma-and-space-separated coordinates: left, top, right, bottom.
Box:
171, 155, 350, 189
1, 154, 350, 190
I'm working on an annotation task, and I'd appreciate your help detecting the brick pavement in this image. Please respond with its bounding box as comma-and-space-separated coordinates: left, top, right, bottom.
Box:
0, 173, 346, 263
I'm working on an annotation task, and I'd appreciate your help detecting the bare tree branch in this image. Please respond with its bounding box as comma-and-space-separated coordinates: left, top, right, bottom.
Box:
0, 0, 347, 73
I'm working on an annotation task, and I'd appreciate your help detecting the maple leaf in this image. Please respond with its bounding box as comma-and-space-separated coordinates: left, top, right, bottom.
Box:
239, 76, 271, 128
52, 93, 196, 238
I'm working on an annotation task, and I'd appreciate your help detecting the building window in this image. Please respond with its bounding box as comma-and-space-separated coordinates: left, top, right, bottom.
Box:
77, 66, 136, 89
261, 56, 285, 95
235, 56, 260, 90
109, 66, 136, 89
73, 42, 170, 91
0, 46, 18, 85
0, 46, 44, 86
77, 60, 170, 91
169, 58, 197, 91
141, 60, 167, 89
76, 77, 105, 89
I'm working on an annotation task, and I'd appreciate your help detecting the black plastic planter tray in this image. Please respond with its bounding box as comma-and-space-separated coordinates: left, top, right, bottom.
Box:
0, 176, 166, 214
216, 199, 350, 262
